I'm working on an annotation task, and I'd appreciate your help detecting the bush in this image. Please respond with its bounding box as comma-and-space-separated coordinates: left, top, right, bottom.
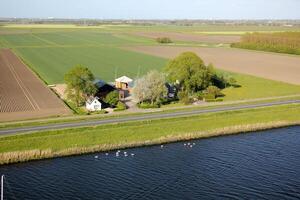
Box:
177, 91, 192, 105
114, 101, 126, 111
138, 102, 160, 109
156, 37, 172, 44
193, 92, 204, 100
205, 86, 222, 97
203, 93, 215, 101
158, 97, 174, 105
205, 99, 216, 102
91, 110, 108, 115
205, 98, 223, 103
66, 101, 89, 115
104, 91, 119, 107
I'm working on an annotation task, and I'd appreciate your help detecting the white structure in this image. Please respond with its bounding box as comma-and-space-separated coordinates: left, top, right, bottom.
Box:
86, 97, 102, 111
115, 76, 133, 90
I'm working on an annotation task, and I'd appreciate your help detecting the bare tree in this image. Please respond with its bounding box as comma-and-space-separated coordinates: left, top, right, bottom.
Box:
132, 70, 167, 104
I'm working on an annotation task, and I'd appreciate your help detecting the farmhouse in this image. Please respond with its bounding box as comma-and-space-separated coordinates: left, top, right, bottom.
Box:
86, 97, 102, 111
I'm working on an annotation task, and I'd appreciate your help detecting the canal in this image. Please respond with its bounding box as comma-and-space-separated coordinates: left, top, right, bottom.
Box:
1, 126, 300, 199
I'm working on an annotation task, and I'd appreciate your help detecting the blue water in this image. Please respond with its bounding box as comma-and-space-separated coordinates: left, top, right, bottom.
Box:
1, 126, 300, 199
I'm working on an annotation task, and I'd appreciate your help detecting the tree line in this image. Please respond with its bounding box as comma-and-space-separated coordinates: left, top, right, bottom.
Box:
232, 32, 300, 55
133, 52, 237, 106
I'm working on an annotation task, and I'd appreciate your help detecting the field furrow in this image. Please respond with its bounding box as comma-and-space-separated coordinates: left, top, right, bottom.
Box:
0, 49, 71, 121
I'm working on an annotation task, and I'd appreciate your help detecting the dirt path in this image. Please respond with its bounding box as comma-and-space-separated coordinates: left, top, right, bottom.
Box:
126, 46, 300, 85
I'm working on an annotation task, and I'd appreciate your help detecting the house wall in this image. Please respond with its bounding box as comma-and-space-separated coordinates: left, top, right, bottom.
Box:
86, 101, 102, 111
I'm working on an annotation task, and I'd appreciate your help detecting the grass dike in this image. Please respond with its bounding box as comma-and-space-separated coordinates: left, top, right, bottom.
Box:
0, 104, 300, 165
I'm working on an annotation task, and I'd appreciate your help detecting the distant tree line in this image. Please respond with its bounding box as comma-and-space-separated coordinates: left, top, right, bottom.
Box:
231, 32, 300, 55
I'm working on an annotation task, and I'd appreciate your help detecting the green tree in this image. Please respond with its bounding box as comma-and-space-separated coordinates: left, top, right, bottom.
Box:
104, 91, 119, 106
64, 65, 97, 107
115, 101, 126, 111
165, 52, 214, 94
177, 90, 191, 104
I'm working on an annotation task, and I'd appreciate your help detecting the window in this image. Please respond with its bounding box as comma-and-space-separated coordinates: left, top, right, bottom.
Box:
94, 105, 100, 110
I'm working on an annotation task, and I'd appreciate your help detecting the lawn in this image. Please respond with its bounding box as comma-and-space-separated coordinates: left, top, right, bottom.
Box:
221, 72, 300, 101
0, 104, 299, 164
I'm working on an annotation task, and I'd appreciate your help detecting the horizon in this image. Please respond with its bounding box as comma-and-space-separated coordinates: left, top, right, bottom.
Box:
1, 0, 300, 20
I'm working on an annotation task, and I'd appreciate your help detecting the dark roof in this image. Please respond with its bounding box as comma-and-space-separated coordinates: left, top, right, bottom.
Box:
94, 79, 107, 88
86, 96, 100, 105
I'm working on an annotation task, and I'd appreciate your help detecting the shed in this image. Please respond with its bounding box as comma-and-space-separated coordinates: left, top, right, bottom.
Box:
115, 76, 133, 90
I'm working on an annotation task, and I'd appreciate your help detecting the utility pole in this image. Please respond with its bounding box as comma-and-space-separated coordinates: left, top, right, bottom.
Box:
114, 66, 118, 80
1, 175, 4, 200
136, 66, 141, 78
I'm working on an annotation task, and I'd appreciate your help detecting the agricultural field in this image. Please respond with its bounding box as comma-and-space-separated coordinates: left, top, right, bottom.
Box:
132, 32, 241, 44
232, 32, 300, 55
126, 45, 300, 101
0, 49, 71, 122
0, 29, 165, 84
0, 24, 300, 104
126, 46, 300, 85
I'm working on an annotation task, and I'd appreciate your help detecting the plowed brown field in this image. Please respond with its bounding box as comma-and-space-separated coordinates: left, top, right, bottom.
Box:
0, 49, 71, 122
126, 46, 300, 85
133, 32, 241, 44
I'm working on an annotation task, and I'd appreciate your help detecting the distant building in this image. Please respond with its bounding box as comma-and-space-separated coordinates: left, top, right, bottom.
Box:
86, 96, 102, 111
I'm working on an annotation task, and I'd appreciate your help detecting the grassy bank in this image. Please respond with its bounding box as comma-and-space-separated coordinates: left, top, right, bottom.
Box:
1, 95, 300, 130
0, 104, 300, 165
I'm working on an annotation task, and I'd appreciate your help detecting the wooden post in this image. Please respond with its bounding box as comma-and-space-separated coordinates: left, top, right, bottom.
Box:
1, 175, 4, 200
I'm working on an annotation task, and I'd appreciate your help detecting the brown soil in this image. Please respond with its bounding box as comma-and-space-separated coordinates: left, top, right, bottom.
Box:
126, 46, 300, 85
133, 32, 241, 44
52, 84, 67, 99
0, 49, 71, 122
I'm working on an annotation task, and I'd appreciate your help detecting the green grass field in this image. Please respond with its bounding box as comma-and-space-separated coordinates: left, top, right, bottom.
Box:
15, 46, 166, 84
0, 30, 165, 84
221, 72, 300, 101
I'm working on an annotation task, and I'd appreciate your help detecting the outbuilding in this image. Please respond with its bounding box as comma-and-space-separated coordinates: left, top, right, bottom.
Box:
115, 76, 133, 90
115, 76, 133, 100
86, 96, 102, 111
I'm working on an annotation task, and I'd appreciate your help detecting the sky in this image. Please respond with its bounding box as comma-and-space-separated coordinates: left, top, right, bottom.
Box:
1, 0, 300, 20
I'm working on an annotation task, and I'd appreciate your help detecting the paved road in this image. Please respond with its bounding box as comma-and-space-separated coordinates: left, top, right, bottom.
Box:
1, 99, 300, 136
